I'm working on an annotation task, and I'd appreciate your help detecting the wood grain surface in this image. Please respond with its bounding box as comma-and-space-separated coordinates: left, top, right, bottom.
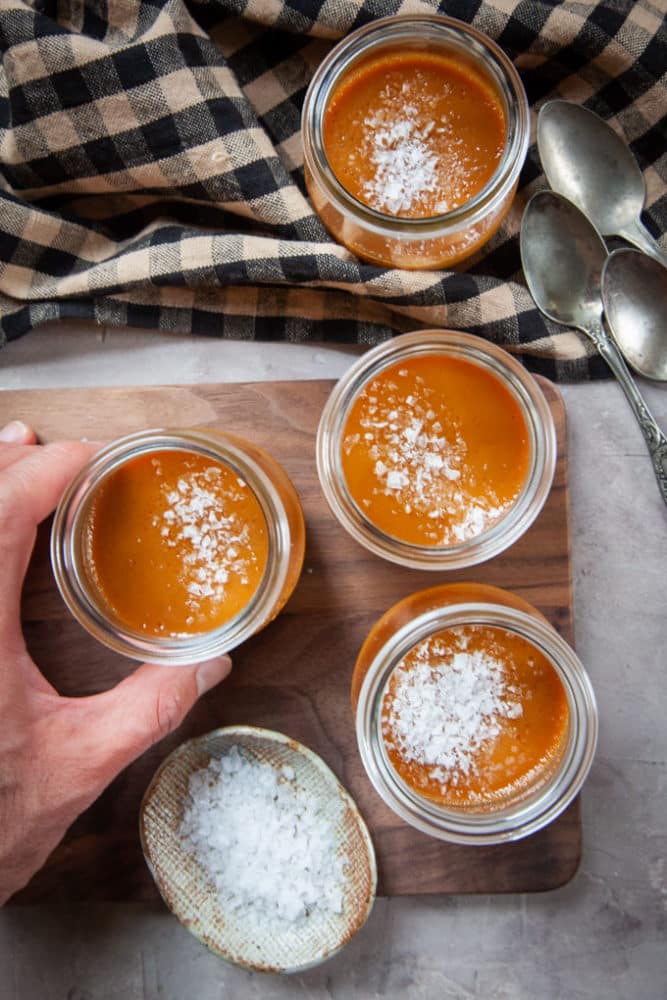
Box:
1, 378, 579, 901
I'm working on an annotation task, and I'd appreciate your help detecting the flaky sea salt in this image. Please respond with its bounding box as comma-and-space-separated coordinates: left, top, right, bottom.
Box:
152, 464, 256, 611
180, 746, 349, 924
361, 107, 440, 215
343, 367, 509, 545
383, 628, 523, 788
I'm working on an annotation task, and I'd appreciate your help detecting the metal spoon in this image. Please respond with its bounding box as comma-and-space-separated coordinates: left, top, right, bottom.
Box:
520, 190, 667, 505
537, 100, 667, 267
602, 249, 667, 382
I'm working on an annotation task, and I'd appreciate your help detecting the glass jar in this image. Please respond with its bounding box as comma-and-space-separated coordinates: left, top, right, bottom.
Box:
353, 583, 598, 844
302, 14, 530, 269
316, 329, 556, 570
51, 429, 305, 665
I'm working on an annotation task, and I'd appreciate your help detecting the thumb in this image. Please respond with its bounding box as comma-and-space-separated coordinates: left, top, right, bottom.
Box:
82, 655, 232, 778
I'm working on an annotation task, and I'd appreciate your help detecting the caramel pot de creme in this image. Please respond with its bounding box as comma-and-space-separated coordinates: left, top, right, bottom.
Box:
316, 331, 556, 570
353, 583, 598, 844
302, 14, 529, 268
51, 429, 305, 665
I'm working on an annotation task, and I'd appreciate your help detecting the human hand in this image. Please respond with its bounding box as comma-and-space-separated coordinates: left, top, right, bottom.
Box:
0, 420, 231, 904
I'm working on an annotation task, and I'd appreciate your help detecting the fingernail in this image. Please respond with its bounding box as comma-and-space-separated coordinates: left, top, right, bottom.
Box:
0, 420, 33, 444
196, 655, 232, 696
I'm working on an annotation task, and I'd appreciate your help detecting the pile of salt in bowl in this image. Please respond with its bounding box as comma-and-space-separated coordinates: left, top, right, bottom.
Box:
180, 744, 349, 926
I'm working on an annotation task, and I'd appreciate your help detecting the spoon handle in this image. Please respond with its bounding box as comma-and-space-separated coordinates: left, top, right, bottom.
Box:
617, 220, 667, 268
587, 321, 667, 505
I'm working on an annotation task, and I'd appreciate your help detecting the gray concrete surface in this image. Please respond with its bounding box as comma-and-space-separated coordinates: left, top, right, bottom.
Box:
0, 324, 665, 1000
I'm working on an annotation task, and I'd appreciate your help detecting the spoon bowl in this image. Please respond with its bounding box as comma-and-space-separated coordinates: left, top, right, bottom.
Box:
520, 189, 607, 331
521, 190, 667, 505
602, 250, 667, 382
537, 100, 666, 266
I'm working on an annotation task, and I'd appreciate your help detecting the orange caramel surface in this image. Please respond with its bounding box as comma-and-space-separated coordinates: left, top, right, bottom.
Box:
323, 50, 506, 219
86, 450, 268, 636
340, 354, 530, 547
381, 623, 569, 809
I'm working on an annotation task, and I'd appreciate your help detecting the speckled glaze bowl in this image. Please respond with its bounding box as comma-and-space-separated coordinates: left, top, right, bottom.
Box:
140, 726, 377, 973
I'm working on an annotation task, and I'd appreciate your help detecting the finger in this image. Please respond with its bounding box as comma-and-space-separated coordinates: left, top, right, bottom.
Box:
0, 440, 99, 636
0, 422, 38, 474
72, 656, 232, 782
0, 420, 37, 446
0, 440, 98, 528
0, 445, 39, 474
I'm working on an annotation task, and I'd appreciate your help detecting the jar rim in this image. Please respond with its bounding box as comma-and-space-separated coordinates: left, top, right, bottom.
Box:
355, 600, 598, 844
316, 330, 557, 570
301, 13, 530, 236
50, 428, 294, 665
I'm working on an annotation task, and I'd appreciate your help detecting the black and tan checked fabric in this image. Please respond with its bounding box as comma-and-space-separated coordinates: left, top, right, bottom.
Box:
0, 0, 665, 379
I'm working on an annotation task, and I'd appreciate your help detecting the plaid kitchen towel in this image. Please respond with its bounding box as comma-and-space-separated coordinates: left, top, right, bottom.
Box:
0, 1, 665, 379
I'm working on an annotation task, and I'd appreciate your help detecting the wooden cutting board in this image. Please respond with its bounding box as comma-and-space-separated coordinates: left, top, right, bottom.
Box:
2, 378, 579, 901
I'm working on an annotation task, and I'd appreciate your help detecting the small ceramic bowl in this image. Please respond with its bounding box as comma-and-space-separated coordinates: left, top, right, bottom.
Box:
140, 726, 377, 973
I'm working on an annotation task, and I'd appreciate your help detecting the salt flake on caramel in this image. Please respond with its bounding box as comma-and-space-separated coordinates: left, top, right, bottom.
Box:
340, 353, 530, 547
323, 50, 506, 219
381, 624, 569, 809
